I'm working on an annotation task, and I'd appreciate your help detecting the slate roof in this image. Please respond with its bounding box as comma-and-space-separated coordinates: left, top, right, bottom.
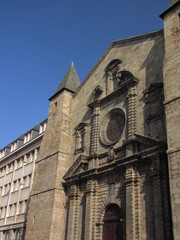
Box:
49, 63, 81, 100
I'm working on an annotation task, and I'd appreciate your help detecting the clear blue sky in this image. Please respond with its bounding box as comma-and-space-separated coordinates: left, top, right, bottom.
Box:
0, 0, 169, 149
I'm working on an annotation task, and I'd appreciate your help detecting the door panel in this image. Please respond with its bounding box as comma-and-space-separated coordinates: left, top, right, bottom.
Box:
102, 204, 123, 240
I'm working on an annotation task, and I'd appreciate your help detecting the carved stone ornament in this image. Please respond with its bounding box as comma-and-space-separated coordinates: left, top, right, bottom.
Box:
88, 85, 103, 105
107, 146, 116, 162
75, 123, 88, 154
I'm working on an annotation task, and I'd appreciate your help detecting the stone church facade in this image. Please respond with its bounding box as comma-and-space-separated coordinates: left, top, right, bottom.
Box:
0, 1, 180, 239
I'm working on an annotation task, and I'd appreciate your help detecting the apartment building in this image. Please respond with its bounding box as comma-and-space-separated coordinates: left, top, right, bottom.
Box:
0, 120, 47, 240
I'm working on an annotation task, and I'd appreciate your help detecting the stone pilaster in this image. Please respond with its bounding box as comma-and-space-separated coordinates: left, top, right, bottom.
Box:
127, 86, 137, 139
134, 170, 141, 240
84, 179, 94, 240
91, 103, 100, 155
125, 165, 135, 240
149, 157, 164, 240
91, 180, 98, 240
66, 184, 79, 240
74, 186, 80, 240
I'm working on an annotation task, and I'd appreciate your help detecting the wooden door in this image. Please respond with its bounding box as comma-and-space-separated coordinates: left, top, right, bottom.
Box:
103, 204, 123, 240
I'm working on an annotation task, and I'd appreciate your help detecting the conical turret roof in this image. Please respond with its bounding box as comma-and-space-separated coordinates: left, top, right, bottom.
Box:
49, 63, 81, 100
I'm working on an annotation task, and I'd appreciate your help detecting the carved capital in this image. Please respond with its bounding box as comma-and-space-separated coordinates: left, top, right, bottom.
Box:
125, 165, 135, 186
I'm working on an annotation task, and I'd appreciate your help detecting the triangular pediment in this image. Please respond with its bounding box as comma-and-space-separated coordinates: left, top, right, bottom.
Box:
134, 133, 165, 147
63, 155, 88, 180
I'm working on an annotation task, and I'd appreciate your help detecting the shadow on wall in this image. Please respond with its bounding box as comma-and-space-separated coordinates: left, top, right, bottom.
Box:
140, 34, 167, 141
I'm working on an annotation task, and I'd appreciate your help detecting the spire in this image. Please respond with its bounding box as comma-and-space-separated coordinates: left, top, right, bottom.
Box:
49, 63, 81, 100
160, 0, 180, 18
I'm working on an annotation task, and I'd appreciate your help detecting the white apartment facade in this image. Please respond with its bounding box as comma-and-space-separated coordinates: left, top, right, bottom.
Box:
0, 120, 47, 240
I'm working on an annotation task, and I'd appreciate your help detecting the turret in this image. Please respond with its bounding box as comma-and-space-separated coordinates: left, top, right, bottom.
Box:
25, 64, 80, 240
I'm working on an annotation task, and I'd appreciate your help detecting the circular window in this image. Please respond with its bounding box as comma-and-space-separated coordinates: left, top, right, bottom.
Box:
100, 108, 125, 145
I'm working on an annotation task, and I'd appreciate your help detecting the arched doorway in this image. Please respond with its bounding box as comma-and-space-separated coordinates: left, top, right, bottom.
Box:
103, 204, 123, 240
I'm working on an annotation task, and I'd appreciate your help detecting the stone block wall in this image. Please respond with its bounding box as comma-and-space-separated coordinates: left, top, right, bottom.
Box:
162, 3, 180, 239
25, 90, 73, 240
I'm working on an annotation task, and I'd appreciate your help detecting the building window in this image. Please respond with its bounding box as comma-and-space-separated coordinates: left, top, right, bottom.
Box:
23, 176, 28, 188
18, 201, 27, 214
18, 202, 23, 214
1, 207, 6, 218
31, 151, 35, 161
15, 229, 22, 240
3, 231, 10, 240
11, 142, 17, 152
1, 150, 5, 158
0, 168, 4, 177
55, 102, 57, 113
15, 159, 20, 169
6, 164, 11, 174
13, 179, 20, 192
6, 162, 14, 174
4, 184, 10, 195
25, 153, 31, 164
24, 132, 31, 143
23, 174, 31, 188
40, 121, 47, 133
8, 204, 16, 217
178, 13, 180, 28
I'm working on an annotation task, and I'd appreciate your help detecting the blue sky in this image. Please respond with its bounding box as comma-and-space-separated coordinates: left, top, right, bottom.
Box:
0, 0, 169, 149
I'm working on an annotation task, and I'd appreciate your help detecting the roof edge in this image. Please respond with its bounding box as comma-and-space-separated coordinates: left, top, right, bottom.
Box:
112, 30, 164, 46
74, 30, 164, 97
160, 0, 180, 18
48, 87, 75, 101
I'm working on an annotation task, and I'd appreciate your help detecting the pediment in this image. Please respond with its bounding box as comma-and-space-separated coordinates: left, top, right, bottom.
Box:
134, 133, 165, 148
63, 155, 88, 180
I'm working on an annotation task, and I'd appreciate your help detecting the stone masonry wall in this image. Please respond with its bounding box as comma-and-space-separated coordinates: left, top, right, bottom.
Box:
163, 4, 180, 239
70, 32, 165, 165
25, 90, 73, 240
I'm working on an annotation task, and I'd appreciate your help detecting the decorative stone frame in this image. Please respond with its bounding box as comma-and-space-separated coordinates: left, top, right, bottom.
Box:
75, 123, 88, 154
100, 108, 126, 146
96, 197, 122, 239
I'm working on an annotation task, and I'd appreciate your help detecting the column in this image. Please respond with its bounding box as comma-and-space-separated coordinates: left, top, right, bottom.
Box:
67, 184, 79, 240
125, 164, 135, 240
128, 86, 137, 139
150, 158, 164, 240
84, 180, 94, 240
91, 103, 100, 156
134, 170, 141, 240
